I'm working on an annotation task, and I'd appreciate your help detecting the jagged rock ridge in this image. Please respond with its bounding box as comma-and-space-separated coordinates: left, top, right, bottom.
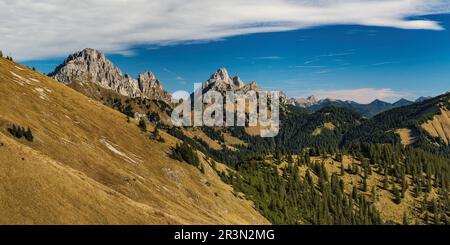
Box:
202, 68, 245, 92
49, 48, 170, 102
201, 68, 293, 104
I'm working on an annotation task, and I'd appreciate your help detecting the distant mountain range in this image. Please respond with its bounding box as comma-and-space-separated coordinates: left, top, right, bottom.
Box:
49, 48, 442, 120
293, 96, 425, 117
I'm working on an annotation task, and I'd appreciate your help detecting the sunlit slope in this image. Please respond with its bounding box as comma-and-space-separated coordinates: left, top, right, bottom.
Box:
0, 132, 174, 224
0, 58, 268, 224
422, 107, 450, 145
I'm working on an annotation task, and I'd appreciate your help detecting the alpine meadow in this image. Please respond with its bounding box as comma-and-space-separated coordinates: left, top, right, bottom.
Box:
0, 0, 449, 235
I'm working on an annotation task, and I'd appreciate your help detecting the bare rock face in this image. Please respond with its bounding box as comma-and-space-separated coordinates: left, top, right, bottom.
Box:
202, 68, 245, 93
295, 95, 320, 107
232, 76, 244, 88
137, 71, 170, 102
50, 48, 170, 102
200, 68, 293, 107
242, 81, 260, 93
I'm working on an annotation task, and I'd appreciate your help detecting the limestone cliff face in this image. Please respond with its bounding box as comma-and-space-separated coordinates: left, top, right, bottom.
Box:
50, 48, 170, 102
200, 68, 293, 105
202, 68, 245, 93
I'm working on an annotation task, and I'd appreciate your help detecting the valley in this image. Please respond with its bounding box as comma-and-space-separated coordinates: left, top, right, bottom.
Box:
0, 48, 448, 225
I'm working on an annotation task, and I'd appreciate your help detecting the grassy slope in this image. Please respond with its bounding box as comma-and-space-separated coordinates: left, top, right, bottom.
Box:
421, 107, 450, 145
307, 155, 439, 224
0, 58, 268, 224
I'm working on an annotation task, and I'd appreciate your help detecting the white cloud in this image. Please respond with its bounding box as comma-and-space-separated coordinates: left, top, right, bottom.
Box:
254, 56, 284, 60
306, 88, 413, 104
0, 0, 449, 60
372, 61, 399, 66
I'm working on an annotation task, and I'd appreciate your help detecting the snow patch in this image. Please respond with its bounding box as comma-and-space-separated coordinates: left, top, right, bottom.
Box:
100, 138, 142, 164
15, 66, 24, 71
10, 71, 33, 85
61, 138, 76, 145
10, 71, 25, 85
34, 87, 49, 101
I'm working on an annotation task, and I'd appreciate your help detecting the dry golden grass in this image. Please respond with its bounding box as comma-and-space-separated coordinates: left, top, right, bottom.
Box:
306, 155, 438, 224
312, 122, 335, 136
67, 80, 173, 125
395, 128, 417, 145
0, 58, 268, 224
245, 125, 262, 136
223, 133, 246, 147
421, 108, 450, 144
0, 132, 175, 224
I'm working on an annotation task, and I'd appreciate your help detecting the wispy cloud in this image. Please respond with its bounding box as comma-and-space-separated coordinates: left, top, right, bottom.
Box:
0, 0, 448, 60
316, 52, 356, 58
294, 65, 327, 68
254, 56, 284, 60
301, 88, 413, 104
303, 50, 356, 65
371, 61, 399, 66
164, 68, 186, 84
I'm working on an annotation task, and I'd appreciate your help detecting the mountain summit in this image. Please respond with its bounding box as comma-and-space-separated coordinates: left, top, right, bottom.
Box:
200, 68, 298, 106
49, 48, 170, 102
202, 68, 245, 92
295, 96, 319, 107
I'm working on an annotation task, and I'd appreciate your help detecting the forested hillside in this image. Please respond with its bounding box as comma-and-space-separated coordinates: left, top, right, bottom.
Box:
162, 96, 450, 224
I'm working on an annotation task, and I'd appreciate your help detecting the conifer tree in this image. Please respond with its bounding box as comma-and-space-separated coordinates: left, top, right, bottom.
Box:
393, 185, 401, 204
138, 118, 147, 132
383, 172, 389, 190
24, 127, 33, 142
403, 212, 408, 225
371, 186, 377, 202
362, 177, 368, 192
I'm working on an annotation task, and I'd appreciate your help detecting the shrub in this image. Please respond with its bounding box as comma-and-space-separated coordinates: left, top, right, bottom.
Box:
24, 127, 34, 142
138, 118, 147, 132
7, 124, 33, 142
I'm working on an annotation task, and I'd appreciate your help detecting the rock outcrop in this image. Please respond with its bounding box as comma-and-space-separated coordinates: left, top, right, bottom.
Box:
50, 48, 170, 102
202, 68, 245, 93
200, 68, 294, 105
295, 96, 320, 107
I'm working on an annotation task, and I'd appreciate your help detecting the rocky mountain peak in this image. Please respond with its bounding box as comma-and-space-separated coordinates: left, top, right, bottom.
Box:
50, 48, 123, 86
198, 68, 292, 106
212, 68, 229, 81
295, 95, 321, 107
307, 95, 318, 103
242, 81, 260, 93
138, 71, 163, 90
203, 68, 243, 92
50, 48, 170, 102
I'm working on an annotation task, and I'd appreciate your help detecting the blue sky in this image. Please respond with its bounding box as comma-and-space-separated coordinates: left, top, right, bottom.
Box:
1, 1, 445, 103
23, 14, 450, 103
